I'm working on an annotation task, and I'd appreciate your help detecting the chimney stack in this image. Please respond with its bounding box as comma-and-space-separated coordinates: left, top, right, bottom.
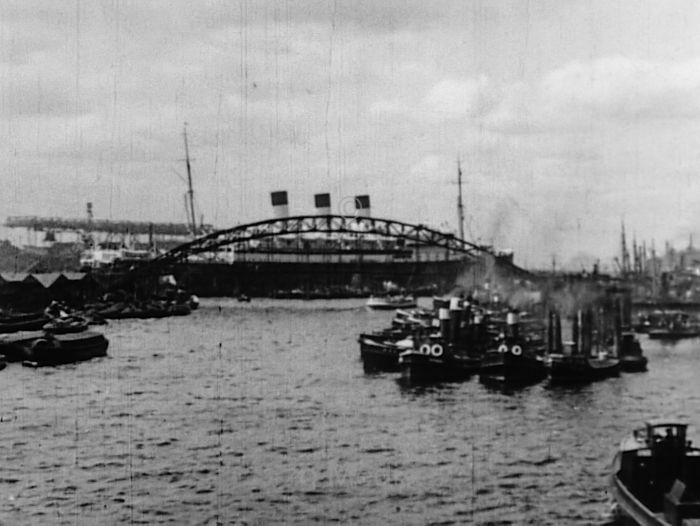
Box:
271, 191, 289, 218
314, 193, 331, 215
355, 195, 371, 218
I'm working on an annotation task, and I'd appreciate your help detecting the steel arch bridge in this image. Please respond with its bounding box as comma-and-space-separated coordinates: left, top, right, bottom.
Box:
146, 214, 491, 269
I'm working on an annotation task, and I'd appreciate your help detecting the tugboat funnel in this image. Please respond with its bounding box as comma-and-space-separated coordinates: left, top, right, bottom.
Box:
355, 195, 371, 218
314, 193, 331, 215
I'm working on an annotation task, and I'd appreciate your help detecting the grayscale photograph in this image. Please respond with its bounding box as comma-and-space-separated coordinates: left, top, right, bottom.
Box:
0, 1, 698, 524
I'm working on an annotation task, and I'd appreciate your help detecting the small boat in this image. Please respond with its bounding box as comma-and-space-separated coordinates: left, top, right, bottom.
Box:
648, 327, 700, 340
22, 331, 109, 367
646, 311, 700, 340
398, 340, 481, 383
391, 308, 433, 330
0, 330, 44, 362
618, 332, 648, 372
610, 420, 700, 525
189, 294, 200, 309
168, 303, 192, 316
43, 316, 89, 334
366, 294, 417, 310
97, 302, 128, 319
0, 314, 50, 333
0, 310, 47, 323
358, 333, 413, 372
237, 294, 251, 303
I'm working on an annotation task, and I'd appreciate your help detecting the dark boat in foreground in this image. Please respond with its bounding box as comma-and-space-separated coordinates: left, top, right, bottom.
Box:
22, 331, 109, 367
610, 421, 700, 525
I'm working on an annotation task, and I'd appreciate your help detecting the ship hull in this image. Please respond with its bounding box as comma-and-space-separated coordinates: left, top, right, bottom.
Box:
548, 355, 620, 383
479, 351, 548, 385
399, 351, 480, 384
358, 335, 401, 372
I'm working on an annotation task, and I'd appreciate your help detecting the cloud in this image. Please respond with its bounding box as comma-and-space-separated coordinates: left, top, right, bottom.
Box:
423, 76, 492, 117
484, 56, 700, 134
370, 75, 494, 124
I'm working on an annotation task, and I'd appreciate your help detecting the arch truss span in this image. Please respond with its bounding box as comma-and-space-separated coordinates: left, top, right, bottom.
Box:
152, 214, 491, 266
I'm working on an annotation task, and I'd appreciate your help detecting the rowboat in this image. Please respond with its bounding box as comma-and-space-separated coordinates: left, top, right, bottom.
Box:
22, 331, 109, 367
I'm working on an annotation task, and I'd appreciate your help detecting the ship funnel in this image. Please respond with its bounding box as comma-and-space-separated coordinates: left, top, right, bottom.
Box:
506, 309, 519, 339
355, 195, 370, 218
314, 193, 331, 215
449, 297, 462, 343
271, 191, 289, 218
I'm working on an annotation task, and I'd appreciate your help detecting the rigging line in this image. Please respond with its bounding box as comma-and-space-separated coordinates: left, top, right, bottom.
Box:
213, 76, 224, 224
324, 0, 338, 186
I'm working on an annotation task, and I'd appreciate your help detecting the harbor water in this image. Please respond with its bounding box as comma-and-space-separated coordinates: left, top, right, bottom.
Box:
2, 298, 700, 525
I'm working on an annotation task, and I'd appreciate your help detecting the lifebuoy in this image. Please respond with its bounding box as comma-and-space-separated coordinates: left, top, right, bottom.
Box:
430, 344, 444, 357
419, 343, 431, 355
498, 344, 508, 353
511, 345, 523, 356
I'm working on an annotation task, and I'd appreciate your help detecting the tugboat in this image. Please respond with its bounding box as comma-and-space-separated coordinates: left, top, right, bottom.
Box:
398, 298, 488, 383
547, 309, 620, 383
359, 306, 434, 372
398, 339, 481, 383
618, 331, 648, 372
479, 310, 548, 386
610, 420, 700, 525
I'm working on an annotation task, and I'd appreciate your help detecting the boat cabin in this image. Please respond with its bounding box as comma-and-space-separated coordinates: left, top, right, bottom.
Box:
642, 422, 689, 451
618, 421, 700, 523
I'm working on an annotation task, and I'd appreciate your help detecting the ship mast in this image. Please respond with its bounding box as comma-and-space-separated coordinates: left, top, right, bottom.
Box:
620, 220, 629, 276
183, 123, 197, 237
457, 157, 465, 240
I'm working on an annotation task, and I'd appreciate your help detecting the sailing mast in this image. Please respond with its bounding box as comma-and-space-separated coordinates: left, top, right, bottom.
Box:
183, 123, 197, 237
457, 157, 465, 240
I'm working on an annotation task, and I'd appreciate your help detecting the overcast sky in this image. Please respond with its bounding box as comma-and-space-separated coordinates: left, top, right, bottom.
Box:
2, 0, 700, 268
